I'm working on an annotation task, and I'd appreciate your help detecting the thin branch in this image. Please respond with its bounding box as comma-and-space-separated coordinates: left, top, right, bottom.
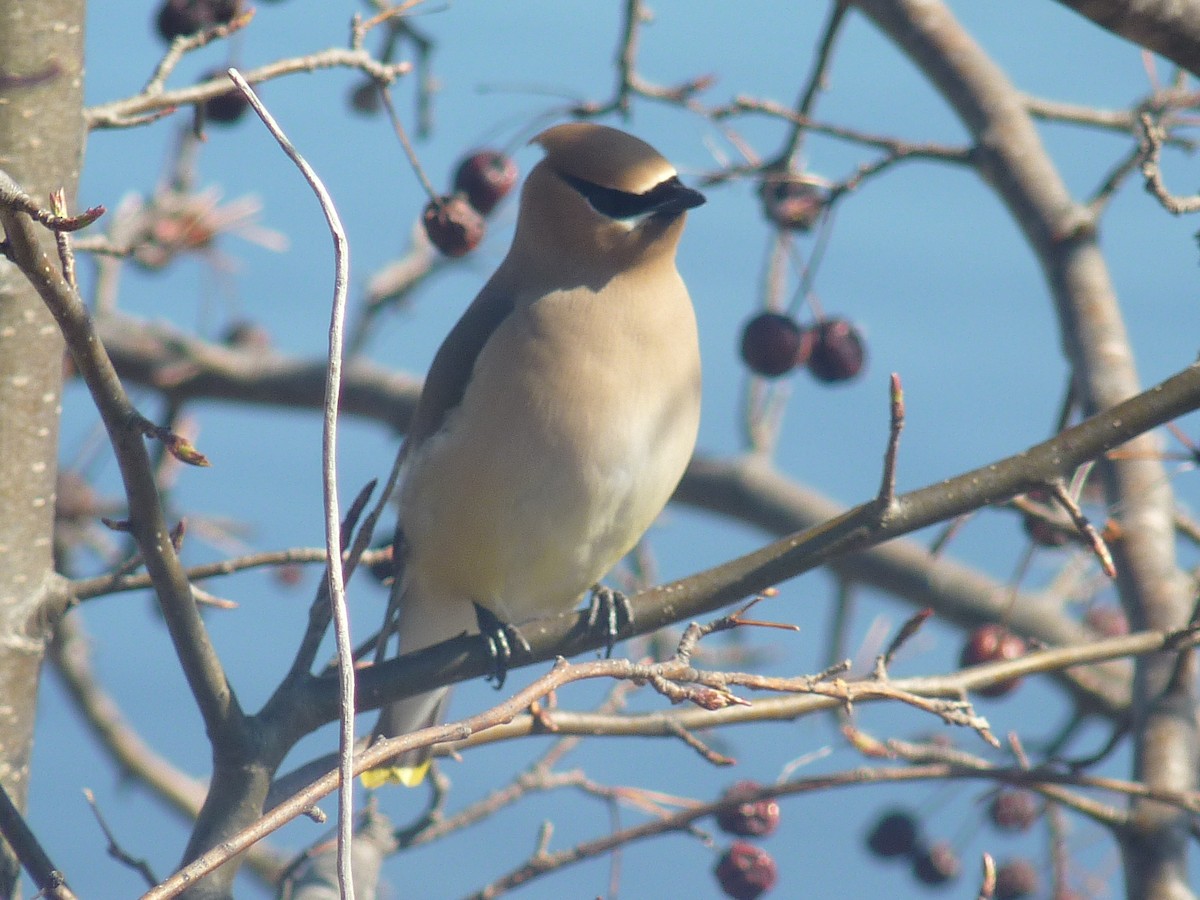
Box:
709, 94, 972, 178
82, 789, 158, 888
1137, 111, 1200, 214
1049, 479, 1117, 578
340, 359, 1200, 728
774, 0, 852, 167
1022, 91, 1197, 145
378, 84, 441, 202
876, 373, 905, 510
70, 546, 392, 602
1085, 141, 1146, 218
572, 0, 715, 118
0, 782, 76, 900
227, 67, 358, 900
142, 11, 255, 96
147, 619, 1200, 898
0, 168, 242, 742
48, 615, 289, 886
87, 50, 411, 130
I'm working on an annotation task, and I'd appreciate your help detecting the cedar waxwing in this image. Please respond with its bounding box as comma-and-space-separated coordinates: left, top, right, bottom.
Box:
366, 122, 704, 787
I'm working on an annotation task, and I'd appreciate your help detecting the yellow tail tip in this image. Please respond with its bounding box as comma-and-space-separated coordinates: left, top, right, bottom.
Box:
360, 760, 431, 789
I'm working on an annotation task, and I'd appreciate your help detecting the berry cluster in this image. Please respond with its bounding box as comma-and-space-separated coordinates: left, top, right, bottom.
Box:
422, 150, 519, 257
740, 312, 866, 383
712, 781, 781, 899
864, 791, 1051, 897
155, 0, 240, 42
959, 624, 1028, 698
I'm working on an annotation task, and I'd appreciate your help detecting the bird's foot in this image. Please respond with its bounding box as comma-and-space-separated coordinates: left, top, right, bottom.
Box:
586, 584, 634, 658
472, 602, 531, 689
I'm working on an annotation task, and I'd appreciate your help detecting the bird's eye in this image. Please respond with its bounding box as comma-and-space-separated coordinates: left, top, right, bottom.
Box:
558, 171, 704, 221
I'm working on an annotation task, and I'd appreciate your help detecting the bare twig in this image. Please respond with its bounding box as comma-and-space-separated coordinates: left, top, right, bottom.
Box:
0, 782, 76, 900
572, 0, 715, 118
88, 50, 410, 130
143, 11, 255, 97
774, 0, 852, 167
879, 607, 933, 671
82, 789, 158, 888
378, 84, 441, 202
226, 67, 358, 899
1049, 480, 1117, 578
1137, 111, 1200, 214
0, 167, 242, 743
70, 545, 392, 602
877, 373, 905, 510
976, 852, 996, 900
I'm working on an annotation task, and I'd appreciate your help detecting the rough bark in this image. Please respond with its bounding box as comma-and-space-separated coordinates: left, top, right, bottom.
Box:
0, 1, 86, 895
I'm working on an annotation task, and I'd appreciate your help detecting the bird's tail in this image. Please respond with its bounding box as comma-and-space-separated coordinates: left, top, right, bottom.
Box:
362, 561, 471, 788
361, 687, 451, 788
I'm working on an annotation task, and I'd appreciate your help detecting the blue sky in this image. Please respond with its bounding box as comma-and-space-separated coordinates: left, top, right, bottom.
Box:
29, 2, 1200, 897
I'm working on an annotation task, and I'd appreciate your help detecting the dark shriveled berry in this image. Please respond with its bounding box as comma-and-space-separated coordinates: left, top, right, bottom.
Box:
1022, 512, 1072, 548
960, 624, 1027, 698
807, 317, 866, 383
155, 0, 238, 42
422, 195, 485, 258
349, 80, 382, 115
198, 69, 249, 125
995, 858, 1040, 899
912, 841, 960, 886
865, 809, 919, 858
714, 842, 778, 900
740, 312, 811, 378
758, 177, 825, 231
988, 789, 1039, 832
715, 781, 781, 837
453, 150, 519, 216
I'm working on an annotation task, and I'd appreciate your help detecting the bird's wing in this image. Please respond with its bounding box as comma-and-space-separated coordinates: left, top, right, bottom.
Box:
405, 281, 515, 451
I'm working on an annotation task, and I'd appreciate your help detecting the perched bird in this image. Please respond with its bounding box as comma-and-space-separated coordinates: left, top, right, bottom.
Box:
368, 122, 704, 787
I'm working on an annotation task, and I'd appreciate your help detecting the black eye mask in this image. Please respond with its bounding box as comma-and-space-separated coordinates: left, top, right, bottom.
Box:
558, 170, 705, 220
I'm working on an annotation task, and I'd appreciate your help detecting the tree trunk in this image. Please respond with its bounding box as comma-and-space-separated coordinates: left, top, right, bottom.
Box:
0, 1, 86, 895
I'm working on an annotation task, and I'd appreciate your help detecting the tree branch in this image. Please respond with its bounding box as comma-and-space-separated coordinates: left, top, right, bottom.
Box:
0, 171, 245, 755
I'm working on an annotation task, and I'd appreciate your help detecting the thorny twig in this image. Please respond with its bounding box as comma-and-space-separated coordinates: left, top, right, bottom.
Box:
1137, 111, 1200, 214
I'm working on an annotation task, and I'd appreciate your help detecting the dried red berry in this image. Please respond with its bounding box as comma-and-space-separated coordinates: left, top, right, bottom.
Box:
199, 71, 250, 125
349, 80, 381, 115
759, 177, 825, 231
422, 195, 485, 257
155, 0, 238, 42
995, 858, 1040, 899
714, 842, 778, 900
274, 563, 304, 587
988, 789, 1039, 832
960, 624, 1027, 698
807, 317, 866, 383
715, 781, 781, 837
453, 150, 519, 216
865, 809, 919, 858
740, 312, 811, 378
911, 841, 960, 886
1022, 512, 1071, 548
